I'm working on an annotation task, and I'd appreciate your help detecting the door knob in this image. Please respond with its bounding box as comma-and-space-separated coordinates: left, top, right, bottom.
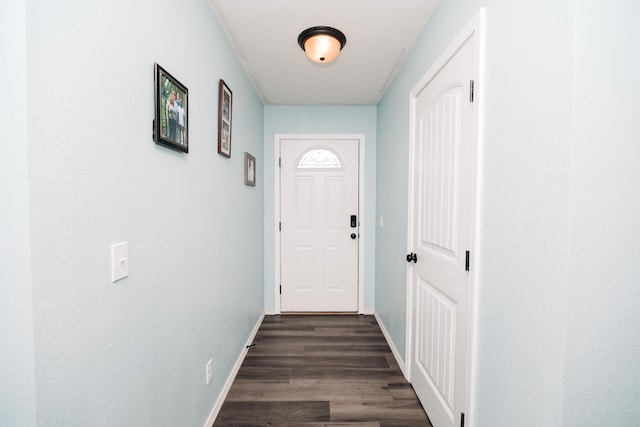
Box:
406, 252, 417, 263
351, 233, 357, 239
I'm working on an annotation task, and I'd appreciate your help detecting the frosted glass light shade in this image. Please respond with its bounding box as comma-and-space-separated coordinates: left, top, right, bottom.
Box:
304, 34, 342, 63
298, 26, 346, 64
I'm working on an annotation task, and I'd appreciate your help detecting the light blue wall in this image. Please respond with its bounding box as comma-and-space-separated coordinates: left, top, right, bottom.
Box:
4, 0, 264, 425
0, 1, 36, 426
563, 1, 640, 425
377, 0, 640, 425
263, 106, 377, 313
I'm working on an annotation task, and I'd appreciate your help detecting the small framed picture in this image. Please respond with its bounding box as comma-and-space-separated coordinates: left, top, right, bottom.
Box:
154, 63, 188, 153
244, 152, 256, 186
218, 79, 232, 157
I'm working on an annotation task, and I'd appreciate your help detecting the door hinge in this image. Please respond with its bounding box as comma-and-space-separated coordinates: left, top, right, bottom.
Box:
465, 251, 470, 271
279, 157, 281, 167
461, 412, 465, 427
469, 80, 475, 103
279, 285, 282, 295
279, 221, 281, 232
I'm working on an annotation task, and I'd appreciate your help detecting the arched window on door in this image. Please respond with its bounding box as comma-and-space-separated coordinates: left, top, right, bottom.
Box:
296, 147, 343, 170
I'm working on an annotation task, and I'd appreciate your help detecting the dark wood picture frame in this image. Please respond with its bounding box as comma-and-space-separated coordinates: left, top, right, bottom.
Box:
244, 152, 256, 186
218, 79, 232, 157
154, 63, 188, 153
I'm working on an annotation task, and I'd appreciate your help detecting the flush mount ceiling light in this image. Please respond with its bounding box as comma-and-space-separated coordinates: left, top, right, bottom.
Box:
298, 26, 347, 63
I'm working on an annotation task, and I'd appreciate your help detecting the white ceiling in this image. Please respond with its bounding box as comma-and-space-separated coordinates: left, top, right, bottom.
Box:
208, 0, 440, 105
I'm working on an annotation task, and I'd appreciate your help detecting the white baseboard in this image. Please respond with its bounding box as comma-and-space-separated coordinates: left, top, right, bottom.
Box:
264, 310, 373, 315
203, 311, 265, 427
374, 311, 406, 378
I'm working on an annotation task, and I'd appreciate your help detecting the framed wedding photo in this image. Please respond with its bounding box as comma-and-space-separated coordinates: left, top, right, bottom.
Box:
244, 152, 256, 186
154, 63, 188, 153
218, 79, 232, 157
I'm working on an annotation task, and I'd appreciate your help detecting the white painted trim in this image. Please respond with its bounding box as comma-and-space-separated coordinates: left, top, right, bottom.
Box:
467, 9, 486, 427
274, 133, 366, 314
374, 311, 406, 377
405, 90, 418, 381
358, 139, 366, 313
273, 136, 282, 314
203, 311, 265, 427
405, 9, 485, 427
410, 10, 483, 99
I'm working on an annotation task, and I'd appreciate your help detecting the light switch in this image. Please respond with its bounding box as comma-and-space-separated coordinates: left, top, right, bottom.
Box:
379, 216, 384, 228
111, 242, 128, 282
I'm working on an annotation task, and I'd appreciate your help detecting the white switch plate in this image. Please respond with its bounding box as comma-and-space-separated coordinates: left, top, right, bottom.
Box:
379, 216, 384, 228
206, 359, 213, 385
111, 242, 128, 282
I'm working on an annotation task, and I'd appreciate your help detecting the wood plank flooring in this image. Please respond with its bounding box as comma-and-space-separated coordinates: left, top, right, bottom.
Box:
213, 315, 432, 427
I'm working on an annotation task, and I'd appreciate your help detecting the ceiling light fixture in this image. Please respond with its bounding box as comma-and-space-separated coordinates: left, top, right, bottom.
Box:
297, 26, 347, 63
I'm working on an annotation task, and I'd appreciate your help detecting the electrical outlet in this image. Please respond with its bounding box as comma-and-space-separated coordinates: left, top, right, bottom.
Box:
206, 359, 213, 385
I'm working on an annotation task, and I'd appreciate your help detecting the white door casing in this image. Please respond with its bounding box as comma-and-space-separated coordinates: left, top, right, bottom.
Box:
406, 11, 483, 427
277, 136, 363, 312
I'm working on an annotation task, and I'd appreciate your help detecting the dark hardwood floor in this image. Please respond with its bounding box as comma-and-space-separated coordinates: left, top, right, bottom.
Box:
213, 314, 432, 427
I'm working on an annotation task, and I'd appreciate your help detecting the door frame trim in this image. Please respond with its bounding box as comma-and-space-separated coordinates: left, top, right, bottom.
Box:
405, 9, 485, 427
274, 133, 366, 314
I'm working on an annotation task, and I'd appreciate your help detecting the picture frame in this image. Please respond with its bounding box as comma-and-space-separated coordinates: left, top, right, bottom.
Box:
218, 79, 232, 157
244, 152, 256, 186
153, 63, 188, 153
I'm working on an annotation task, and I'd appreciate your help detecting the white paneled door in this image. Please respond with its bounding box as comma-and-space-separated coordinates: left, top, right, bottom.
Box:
408, 33, 477, 427
280, 139, 359, 312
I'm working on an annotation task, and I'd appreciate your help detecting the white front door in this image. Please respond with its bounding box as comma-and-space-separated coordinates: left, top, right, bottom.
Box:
408, 32, 477, 427
280, 139, 359, 312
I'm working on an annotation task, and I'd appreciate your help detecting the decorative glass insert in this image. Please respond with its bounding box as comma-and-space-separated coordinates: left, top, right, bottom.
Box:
297, 148, 342, 169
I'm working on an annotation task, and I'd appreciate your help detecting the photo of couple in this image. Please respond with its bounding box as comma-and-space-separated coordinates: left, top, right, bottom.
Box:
154, 64, 188, 153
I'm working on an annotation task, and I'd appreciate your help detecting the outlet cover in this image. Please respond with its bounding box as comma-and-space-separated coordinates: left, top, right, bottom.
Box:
111, 242, 128, 282
206, 359, 213, 385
